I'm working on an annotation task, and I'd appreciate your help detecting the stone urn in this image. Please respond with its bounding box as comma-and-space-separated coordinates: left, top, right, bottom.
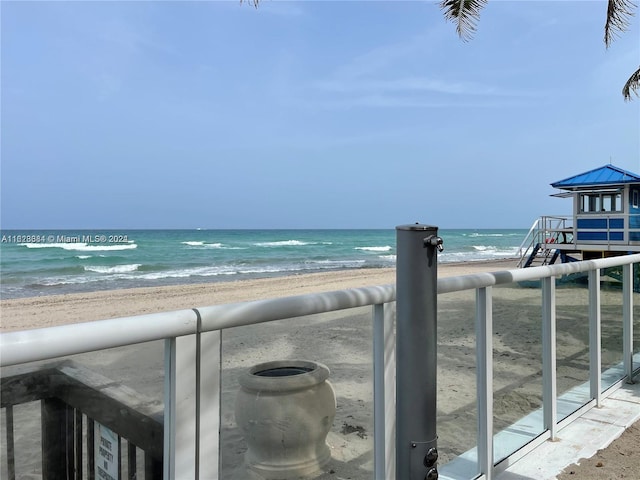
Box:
235, 360, 336, 479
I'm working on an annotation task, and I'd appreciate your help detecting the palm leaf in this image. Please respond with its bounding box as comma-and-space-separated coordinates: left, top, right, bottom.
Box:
440, 0, 488, 41
623, 66, 640, 101
605, 0, 636, 47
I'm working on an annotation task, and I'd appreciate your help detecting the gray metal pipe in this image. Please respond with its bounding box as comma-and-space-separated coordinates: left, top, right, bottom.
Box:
396, 224, 441, 480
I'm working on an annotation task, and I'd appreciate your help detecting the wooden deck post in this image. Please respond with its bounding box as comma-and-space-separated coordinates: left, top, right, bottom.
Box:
41, 397, 71, 479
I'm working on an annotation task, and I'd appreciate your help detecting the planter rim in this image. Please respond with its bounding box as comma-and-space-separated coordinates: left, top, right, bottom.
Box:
239, 359, 330, 392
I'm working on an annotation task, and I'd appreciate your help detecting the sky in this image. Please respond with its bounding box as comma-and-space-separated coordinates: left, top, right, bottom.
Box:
1, 1, 639, 230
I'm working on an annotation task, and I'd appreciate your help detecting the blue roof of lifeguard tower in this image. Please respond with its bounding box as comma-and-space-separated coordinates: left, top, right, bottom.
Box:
552, 164, 640, 190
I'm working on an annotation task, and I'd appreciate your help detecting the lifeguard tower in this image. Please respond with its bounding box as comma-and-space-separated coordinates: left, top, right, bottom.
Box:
518, 164, 640, 268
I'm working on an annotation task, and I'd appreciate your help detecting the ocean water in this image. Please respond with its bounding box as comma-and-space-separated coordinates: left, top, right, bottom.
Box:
0, 229, 526, 299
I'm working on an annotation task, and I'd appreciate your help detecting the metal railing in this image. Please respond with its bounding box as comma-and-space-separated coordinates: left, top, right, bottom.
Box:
517, 214, 640, 267
437, 253, 640, 480
516, 216, 573, 267
1, 246, 639, 480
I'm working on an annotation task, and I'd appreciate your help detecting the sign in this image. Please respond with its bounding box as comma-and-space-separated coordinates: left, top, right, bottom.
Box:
95, 422, 118, 480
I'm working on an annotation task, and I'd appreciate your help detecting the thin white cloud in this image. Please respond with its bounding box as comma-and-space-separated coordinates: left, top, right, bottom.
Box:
302, 16, 542, 109
300, 94, 533, 110
313, 76, 543, 98
328, 30, 437, 81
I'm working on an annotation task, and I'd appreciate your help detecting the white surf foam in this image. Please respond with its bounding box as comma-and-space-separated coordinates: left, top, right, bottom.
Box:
21, 242, 137, 252
355, 246, 393, 252
84, 264, 142, 274
255, 240, 312, 247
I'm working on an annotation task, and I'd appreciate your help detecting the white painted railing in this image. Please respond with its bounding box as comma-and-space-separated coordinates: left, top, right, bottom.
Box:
1, 254, 639, 480
437, 254, 640, 480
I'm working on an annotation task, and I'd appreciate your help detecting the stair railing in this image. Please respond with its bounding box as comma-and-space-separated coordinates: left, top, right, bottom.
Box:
517, 218, 542, 268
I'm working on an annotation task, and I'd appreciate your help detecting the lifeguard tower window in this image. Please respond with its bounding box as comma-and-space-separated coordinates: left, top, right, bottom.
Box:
580, 193, 622, 213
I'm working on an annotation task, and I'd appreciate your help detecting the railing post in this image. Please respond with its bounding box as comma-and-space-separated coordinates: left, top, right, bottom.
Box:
589, 269, 602, 406
476, 287, 493, 479
623, 264, 634, 383
6, 406, 15, 480
41, 398, 71, 479
542, 276, 557, 440
164, 315, 221, 480
396, 224, 442, 480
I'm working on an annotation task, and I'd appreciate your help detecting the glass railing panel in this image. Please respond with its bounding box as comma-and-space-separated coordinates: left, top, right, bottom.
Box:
220, 306, 375, 480
600, 271, 625, 390
555, 283, 591, 420
491, 283, 543, 464
1, 401, 42, 478
437, 289, 478, 479
635, 268, 640, 369
0, 340, 165, 480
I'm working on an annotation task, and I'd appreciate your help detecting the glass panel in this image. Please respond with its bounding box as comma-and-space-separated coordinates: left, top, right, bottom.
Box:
72, 342, 164, 479
0, 401, 42, 478
556, 284, 591, 420
634, 266, 640, 372
0, 341, 165, 479
221, 307, 374, 480
491, 283, 543, 464
601, 194, 623, 212
601, 271, 625, 391
581, 194, 589, 213
437, 289, 478, 479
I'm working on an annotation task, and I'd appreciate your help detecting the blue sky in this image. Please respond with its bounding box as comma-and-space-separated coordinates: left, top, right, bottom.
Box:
2, 1, 638, 229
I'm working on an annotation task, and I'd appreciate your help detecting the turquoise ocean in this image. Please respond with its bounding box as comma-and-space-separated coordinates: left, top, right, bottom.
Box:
0, 229, 527, 299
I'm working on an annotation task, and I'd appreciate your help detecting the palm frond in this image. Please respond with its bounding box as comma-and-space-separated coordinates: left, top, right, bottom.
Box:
604, 0, 637, 47
440, 0, 488, 41
623, 66, 640, 101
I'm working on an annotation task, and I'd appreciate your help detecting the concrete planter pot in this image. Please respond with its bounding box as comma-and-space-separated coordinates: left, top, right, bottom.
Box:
235, 360, 336, 479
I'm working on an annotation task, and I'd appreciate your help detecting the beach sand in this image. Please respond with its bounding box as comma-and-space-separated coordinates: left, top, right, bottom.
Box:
557, 422, 640, 479
1, 258, 638, 479
0, 258, 516, 332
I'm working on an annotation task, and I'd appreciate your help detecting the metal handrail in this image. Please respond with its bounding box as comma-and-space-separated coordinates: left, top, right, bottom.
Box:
516, 215, 575, 267
441, 253, 640, 294
1, 253, 639, 480
5, 253, 638, 367
516, 218, 541, 260
0, 285, 396, 367
3, 254, 638, 366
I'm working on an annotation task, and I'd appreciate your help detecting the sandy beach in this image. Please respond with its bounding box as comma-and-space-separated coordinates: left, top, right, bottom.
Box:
0, 259, 517, 332
1, 258, 638, 479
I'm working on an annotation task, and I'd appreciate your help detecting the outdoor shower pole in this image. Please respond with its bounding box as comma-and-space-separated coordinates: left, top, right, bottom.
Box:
396, 224, 442, 480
